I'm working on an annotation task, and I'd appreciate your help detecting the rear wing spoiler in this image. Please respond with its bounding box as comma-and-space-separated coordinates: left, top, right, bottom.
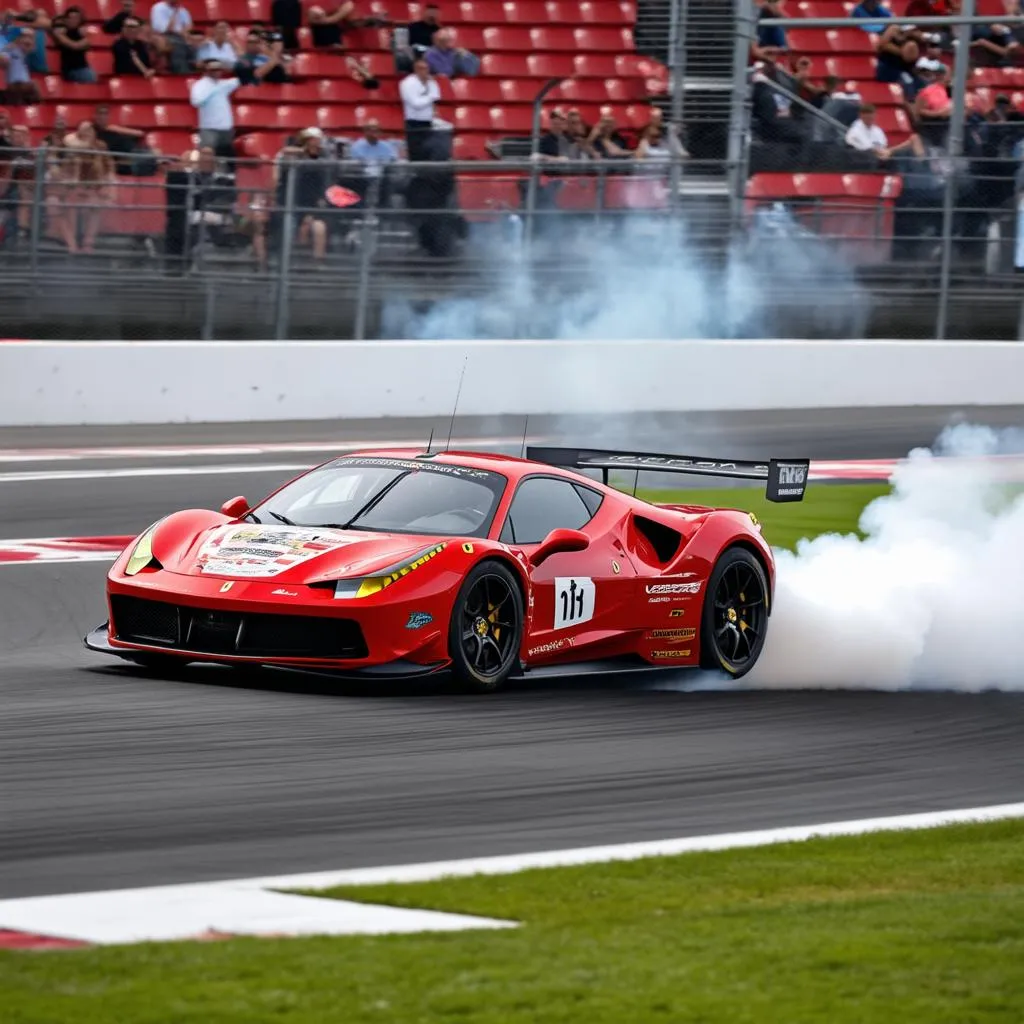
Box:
526, 447, 809, 503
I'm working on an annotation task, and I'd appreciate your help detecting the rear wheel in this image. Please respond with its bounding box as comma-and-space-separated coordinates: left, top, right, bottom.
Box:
448, 561, 524, 693
699, 547, 769, 679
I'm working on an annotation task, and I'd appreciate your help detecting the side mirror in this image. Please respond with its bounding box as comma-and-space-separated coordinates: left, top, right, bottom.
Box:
529, 527, 590, 568
220, 495, 249, 519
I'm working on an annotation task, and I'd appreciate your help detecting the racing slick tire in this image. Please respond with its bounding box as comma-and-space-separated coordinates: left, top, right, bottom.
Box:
448, 560, 524, 693
699, 546, 769, 680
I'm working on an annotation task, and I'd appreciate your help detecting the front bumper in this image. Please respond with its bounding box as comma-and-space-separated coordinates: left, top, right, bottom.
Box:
84, 623, 446, 678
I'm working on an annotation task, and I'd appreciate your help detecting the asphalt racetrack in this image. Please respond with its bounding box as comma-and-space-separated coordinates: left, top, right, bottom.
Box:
3, 408, 1024, 900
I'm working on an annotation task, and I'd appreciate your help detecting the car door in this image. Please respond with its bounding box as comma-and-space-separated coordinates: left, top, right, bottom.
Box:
498, 475, 636, 660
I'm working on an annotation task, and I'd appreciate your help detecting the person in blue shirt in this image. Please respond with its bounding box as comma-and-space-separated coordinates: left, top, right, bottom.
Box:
852, 0, 893, 34
756, 0, 787, 57
349, 119, 400, 168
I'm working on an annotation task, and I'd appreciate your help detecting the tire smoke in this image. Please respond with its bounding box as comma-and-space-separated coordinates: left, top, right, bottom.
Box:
747, 424, 1024, 691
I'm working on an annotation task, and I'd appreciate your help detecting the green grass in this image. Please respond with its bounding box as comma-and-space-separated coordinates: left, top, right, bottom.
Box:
633, 482, 892, 551
4, 819, 1024, 1023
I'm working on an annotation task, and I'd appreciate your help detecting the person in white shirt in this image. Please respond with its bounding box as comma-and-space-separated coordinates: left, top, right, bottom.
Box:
845, 102, 889, 156
150, 0, 192, 72
197, 20, 238, 65
399, 57, 440, 161
189, 59, 240, 158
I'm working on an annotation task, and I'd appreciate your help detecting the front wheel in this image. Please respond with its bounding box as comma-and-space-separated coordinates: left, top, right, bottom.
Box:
699, 547, 769, 679
448, 560, 524, 692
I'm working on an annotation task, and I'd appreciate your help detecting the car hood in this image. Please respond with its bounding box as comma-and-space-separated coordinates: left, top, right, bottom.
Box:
169, 523, 444, 583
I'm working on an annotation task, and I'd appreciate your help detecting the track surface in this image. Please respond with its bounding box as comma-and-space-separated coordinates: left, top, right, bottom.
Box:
3, 409, 1024, 900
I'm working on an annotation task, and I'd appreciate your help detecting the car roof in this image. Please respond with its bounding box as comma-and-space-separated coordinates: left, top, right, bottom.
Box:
333, 447, 586, 482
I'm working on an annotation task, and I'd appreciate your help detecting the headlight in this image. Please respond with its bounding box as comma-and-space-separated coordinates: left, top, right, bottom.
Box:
332, 543, 447, 599
124, 528, 160, 576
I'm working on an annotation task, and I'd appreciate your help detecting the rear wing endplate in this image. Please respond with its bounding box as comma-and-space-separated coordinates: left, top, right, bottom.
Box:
526, 447, 809, 503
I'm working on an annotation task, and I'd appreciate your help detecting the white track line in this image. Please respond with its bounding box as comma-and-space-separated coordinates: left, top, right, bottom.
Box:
0, 437, 530, 465
1, 803, 1021, 945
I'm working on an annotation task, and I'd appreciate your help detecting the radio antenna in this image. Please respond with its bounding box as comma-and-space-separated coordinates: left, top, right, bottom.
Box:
519, 415, 529, 459
425, 426, 434, 454
444, 357, 468, 452
632, 469, 639, 497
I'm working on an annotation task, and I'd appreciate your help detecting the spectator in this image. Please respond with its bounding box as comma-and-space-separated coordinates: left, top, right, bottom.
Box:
1, 29, 40, 105
566, 107, 590, 148
425, 27, 479, 78
852, 0, 892, 34
235, 30, 290, 85
875, 23, 920, 87
536, 108, 582, 161
399, 57, 440, 161
41, 114, 67, 150
971, 20, 1019, 66
408, 4, 441, 52
1005, 0, 1024, 45
198, 20, 238, 64
186, 27, 207, 69
845, 103, 890, 155
753, 0, 787, 61
265, 129, 331, 263
113, 18, 155, 77
309, 2, 354, 50
150, 0, 193, 73
164, 144, 238, 266
4, 10, 50, 73
4, 122, 34, 238
346, 54, 379, 90
53, 121, 115, 254
634, 121, 687, 162
270, 0, 302, 50
913, 57, 952, 146
103, 0, 136, 35
349, 117, 400, 169
750, 60, 808, 161
587, 107, 629, 158
190, 59, 240, 159
95, 103, 157, 175
813, 76, 862, 139
52, 7, 97, 84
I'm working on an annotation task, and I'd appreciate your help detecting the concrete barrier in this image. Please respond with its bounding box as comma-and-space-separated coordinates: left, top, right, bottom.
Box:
3, 339, 1023, 426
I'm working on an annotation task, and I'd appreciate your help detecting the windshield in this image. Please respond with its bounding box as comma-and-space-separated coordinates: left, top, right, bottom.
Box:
250, 458, 507, 537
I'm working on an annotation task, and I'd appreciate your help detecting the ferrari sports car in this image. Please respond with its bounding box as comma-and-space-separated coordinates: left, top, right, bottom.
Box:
85, 446, 809, 691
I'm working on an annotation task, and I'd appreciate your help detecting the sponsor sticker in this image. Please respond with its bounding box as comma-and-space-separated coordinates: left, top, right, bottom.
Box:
554, 577, 595, 630
271, 588, 298, 597
647, 628, 696, 642
406, 612, 433, 629
198, 525, 361, 579
528, 637, 573, 658
646, 582, 702, 596
669, 609, 686, 618
650, 649, 691, 659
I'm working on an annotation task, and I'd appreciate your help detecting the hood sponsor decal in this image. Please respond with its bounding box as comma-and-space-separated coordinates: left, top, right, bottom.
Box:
197, 525, 363, 578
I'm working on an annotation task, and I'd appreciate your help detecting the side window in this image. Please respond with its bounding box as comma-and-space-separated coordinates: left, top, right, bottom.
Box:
501, 477, 594, 545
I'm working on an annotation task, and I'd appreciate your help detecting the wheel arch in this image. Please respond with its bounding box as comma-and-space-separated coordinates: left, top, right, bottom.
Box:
712, 539, 774, 615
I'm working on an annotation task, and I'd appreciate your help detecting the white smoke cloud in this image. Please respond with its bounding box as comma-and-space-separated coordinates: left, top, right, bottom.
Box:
747, 424, 1024, 691
384, 208, 867, 341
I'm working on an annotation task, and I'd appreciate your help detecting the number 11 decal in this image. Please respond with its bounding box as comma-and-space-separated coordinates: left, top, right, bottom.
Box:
554, 577, 595, 630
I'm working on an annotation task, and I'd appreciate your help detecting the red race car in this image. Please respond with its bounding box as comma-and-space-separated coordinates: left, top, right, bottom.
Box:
85, 446, 809, 691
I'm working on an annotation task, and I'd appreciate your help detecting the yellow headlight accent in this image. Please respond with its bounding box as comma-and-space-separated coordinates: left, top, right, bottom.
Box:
124, 529, 156, 576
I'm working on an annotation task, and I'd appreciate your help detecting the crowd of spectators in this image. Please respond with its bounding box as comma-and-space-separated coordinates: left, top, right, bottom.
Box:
750, 0, 1024, 262
1, 0, 672, 259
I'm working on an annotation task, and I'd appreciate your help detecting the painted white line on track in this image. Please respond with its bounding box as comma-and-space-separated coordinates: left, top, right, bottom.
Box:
0, 437, 530, 465
1, 803, 1021, 945
0, 463, 313, 484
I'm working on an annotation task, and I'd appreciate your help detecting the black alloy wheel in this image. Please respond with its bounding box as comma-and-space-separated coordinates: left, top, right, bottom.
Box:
699, 547, 769, 679
448, 560, 524, 692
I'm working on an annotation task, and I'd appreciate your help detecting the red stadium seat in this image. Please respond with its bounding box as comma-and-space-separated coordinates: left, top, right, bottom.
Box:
788, 28, 873, 53
823, 55, 876, 79
553, 78, 616, 103
487, 105, 533, 132
107, 77, 157, 102
449, 77, 505, 102
41, 76, 111, 102
457, 174, 522, 217
578, 2, 636, 24
574, 26, 632, 50
452, 133, 491, 159
448, 25, 487, 48
527, 52, 576, 75
90, 50, 114, 76
144, 129, 195, 155
497, 78, 536, 103
53, 103, 99, 127
153, 103, 194, 128
483, 26, 533, 50
530, 26, 577, 50
203, 0, 261, 23
573, 53, 619, 76
847, 80, 903, 104
482, 53, 530, 76
454, 105, 492, 132
972, 67, 1024, 87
